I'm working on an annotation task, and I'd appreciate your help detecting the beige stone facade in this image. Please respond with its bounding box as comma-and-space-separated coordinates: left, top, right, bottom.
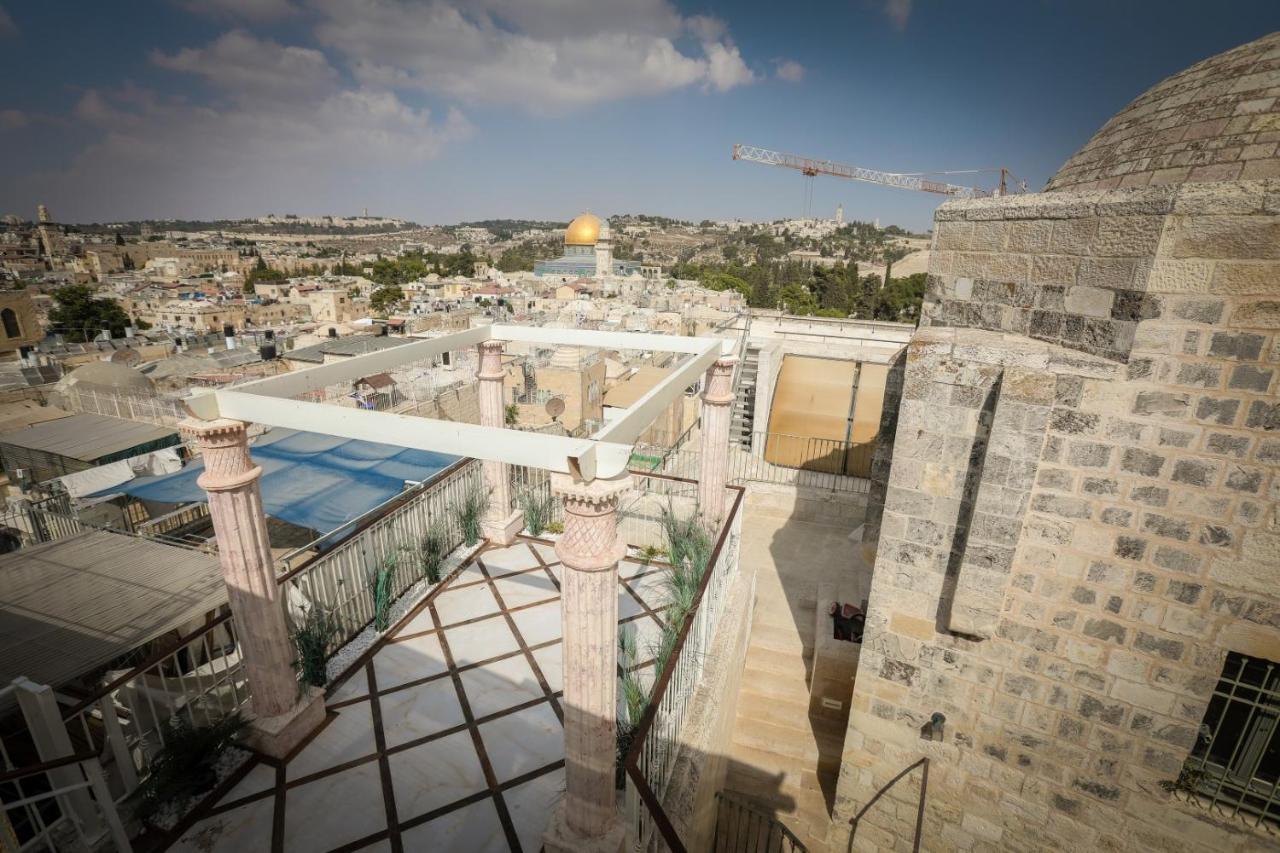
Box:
0, 291, 42, 353
833, 165, 1279, 853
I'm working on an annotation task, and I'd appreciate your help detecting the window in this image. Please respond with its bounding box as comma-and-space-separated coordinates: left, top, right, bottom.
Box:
1180, 651, 1280, 828
1, 308, 20, 339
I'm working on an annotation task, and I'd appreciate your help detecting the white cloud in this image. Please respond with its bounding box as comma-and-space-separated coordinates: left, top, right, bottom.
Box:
152, 30, 337, 102
177, 0, 298, 21
0, 6, 16, 37
884, 0, 912, 31
774, 59, 805, 83
309, 0, 758, 111
703, 42, 755, 92
30, 31, 471, 219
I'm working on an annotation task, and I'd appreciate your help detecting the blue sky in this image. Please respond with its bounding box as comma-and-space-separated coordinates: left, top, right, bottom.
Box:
0, 1, 1276, 230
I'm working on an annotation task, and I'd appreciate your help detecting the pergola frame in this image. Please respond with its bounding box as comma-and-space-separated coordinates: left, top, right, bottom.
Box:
184, 324, 733, 481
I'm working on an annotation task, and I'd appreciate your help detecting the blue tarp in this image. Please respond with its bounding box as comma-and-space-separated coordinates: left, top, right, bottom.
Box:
103, 429, 458, 535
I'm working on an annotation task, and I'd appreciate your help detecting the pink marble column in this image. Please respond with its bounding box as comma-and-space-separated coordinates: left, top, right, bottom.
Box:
698, 356, 737, 530
476, 339, 523, 544
544, 471, 631, 853
181, 418, 324, 756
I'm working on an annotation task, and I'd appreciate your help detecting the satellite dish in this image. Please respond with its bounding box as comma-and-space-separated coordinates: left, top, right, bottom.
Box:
545, 397, 565, 420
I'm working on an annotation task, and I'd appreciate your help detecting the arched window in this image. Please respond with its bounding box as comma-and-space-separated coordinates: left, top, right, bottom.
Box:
1, 308, 20, 339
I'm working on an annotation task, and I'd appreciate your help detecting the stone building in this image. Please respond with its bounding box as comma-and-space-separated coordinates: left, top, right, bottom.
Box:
833, 33, 1280, 852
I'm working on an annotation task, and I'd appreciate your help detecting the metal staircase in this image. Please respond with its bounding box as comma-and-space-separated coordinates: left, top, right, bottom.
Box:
731, 345, 760, 448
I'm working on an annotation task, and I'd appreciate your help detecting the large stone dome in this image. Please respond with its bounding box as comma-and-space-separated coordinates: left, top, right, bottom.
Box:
56, 360, 154, 395
1046, 31, 1280, 192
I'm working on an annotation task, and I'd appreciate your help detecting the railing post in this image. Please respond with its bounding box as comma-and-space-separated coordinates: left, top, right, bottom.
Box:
180, 418, 325, 758
97, 694, 139, 795
82, 759, 133, 853
11, 678, 105, 842
544, 471, 631, 853
698, 355, 737, 531
476, 339, 523, 544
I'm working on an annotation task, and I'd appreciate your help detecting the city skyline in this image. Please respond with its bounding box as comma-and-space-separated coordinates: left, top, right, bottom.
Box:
0, 1, 1276, 230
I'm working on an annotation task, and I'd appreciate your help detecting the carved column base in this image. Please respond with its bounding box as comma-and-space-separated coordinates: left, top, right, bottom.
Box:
482, 509, 525, 546
241, 686, 326, 760
543, 804, 625, 853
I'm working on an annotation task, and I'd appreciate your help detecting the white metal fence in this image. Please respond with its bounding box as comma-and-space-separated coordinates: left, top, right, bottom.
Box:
278, 459, 484, 655
60, 387, 188, 427
639, 430, 874, 494
625, 486, 745, 851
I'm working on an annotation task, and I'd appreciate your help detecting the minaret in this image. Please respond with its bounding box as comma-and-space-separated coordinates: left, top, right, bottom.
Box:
835, 204, 844, 226
594, 219, 613, 278
36, 204, 65, 263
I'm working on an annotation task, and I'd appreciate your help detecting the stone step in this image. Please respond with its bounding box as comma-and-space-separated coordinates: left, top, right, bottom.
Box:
732, 718, 818, 762
749, 619, 815, 653
725, 744, 805, 791
741, 644, 810, 679
735, 691, 811, 730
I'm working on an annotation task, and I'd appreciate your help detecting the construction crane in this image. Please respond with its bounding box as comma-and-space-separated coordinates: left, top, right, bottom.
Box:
732, 143, 1023, 202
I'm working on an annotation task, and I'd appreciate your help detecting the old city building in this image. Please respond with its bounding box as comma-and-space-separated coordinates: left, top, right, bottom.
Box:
834, 32, 1280, 852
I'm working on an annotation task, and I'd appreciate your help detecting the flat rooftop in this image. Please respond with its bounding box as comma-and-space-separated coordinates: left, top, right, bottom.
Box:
0, 412, 178, 462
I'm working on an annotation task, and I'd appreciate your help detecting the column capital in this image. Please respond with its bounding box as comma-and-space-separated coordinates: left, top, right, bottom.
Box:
701, 356, 738, 406
477, 339, 505, 381
552, 472, 630, 572
180, 417, 261, 492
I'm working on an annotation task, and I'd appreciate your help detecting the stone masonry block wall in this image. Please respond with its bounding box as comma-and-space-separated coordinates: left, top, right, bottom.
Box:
834, 180, 1280, 853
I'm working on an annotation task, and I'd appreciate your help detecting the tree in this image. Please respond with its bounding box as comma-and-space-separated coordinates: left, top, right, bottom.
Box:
114, 232, 125, 246
881, 245, 909, 290
48, 285, 134, 342
369, 285, 405, 314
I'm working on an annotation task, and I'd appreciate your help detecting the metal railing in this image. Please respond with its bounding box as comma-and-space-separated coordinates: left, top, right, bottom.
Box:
277, 458, 483, 655
0, 501, 87, 550
61, 387, 188, 427
639, 430, 874, 493
713, 792, 808, 853
1176, 651, 1280, 832
625, 483, 746, 852
0, 749, 132, 853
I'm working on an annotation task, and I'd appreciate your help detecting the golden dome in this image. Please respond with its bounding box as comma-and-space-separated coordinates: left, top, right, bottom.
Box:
564, 212, 601, 246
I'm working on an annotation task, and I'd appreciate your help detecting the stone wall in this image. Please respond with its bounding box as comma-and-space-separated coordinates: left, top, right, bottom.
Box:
834, 180, 1280, 852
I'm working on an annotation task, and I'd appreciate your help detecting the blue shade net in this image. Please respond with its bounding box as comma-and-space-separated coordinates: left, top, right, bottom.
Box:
103, 429, 458, 537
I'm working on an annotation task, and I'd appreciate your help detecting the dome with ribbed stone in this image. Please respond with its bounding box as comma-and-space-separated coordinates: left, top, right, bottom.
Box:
1046, 31, 1280, 192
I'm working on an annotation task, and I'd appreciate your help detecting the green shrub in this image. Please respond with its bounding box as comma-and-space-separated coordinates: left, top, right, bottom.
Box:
368, 554, 396, 631
519, 487, 554, 537
419, 520, 450, 584
292, 605, 335, 688
616, 626, 651, 789
453, 485, 489, 546
133, 713, 246, 823
659, 502, 711, 582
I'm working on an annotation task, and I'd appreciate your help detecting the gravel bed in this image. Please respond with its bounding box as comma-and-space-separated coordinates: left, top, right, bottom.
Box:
148, 745, 252, 832
324, 540, 484, 682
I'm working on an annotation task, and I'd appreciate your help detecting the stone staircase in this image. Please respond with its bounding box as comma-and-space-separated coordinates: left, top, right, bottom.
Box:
724, 586, 846, 850
730, 346, 760, 448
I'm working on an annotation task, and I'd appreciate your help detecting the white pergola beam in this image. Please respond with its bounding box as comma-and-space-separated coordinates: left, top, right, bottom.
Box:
203, 390, 642, 476
232, 325, 494, 400
591, 342, 719, 446
491, 324, 726, 355
184, 324, 731, 480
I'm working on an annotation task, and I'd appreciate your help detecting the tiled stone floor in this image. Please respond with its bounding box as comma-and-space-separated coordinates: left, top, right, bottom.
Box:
171, 539, 669, 853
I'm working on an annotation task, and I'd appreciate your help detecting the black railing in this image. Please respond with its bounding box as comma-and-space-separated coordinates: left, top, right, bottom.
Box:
713, 792, 808, 853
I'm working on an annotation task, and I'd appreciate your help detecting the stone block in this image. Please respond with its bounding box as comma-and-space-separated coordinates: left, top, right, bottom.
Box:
1209, 261, 1280, 296
1164, 214, 1280, 259
1230, 299, 1280, 328
1063, 285, 1116, 318
1145, 259, 1211, 294
1091, 215, 1164, 256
